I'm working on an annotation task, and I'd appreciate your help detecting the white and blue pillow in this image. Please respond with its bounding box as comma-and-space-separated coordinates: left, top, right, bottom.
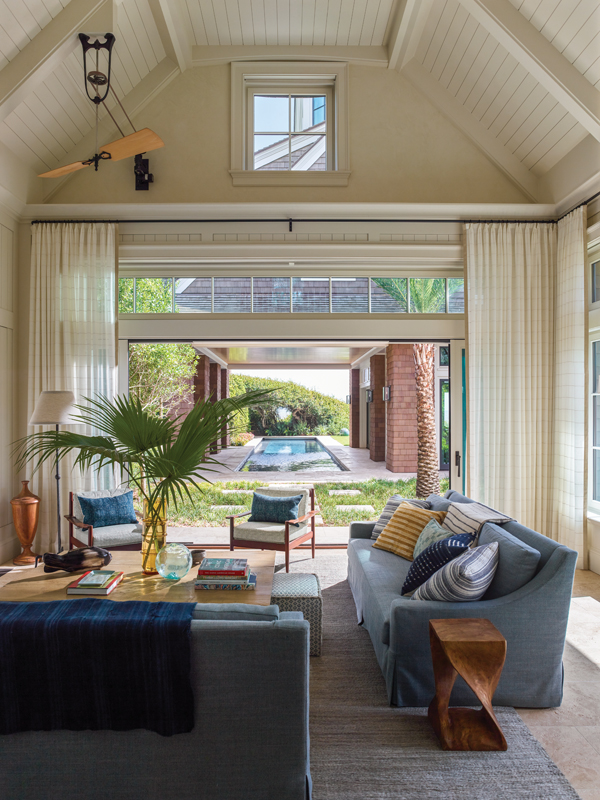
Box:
401, 534, 474, 596
412, 542, 499, 602
413, 518, 457, 559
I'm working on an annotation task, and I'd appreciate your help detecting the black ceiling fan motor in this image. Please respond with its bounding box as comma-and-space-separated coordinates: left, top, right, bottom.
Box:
134, 154, 153, 190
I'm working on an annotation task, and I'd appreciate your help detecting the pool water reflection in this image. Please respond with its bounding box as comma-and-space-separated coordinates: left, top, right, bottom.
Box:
238, 437, 344, 472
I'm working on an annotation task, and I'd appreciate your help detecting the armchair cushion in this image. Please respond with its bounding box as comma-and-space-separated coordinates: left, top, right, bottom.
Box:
233, 521, 309, 544
192, 603, 280, 621
73, 489, 137, 525
77, 491, 137, 528
249, 492, 303, 525
75, 523, 143, 548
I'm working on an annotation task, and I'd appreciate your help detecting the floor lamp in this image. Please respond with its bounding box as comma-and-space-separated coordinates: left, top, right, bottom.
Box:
29, 391, 77, 554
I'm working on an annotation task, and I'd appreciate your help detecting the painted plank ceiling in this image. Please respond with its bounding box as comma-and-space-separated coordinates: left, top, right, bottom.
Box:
509, 0, 600, 89
0, 0, 70, 71
182, 0, 395, 46
416, 0, 589, 176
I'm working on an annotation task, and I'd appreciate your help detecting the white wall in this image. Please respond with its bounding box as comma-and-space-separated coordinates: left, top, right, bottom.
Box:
0, 210, 18, 562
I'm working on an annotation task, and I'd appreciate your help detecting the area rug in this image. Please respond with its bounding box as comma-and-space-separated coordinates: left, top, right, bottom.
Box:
275, 551, 581, 800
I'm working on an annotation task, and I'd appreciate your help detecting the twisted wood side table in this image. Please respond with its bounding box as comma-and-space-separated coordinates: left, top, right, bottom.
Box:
428, 618, 508, 751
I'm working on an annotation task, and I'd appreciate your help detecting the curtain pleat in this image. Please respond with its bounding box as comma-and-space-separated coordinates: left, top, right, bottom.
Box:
27, 222, 117, 554
552, 207, 588, 566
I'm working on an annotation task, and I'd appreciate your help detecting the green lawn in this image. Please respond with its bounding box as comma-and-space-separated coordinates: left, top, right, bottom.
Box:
165, 477, 450, 528
331, 435, 349, 446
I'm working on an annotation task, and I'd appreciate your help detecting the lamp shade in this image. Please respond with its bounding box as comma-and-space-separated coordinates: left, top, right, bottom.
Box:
29, 391, 77, 425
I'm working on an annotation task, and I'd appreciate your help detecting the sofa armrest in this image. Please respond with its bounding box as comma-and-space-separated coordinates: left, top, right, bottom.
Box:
280, 611, 304, 621
349, 521, 376, 539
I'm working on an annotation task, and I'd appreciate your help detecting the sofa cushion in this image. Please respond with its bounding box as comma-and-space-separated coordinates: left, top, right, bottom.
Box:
373, 503, 447, 561
412, 542, 499, 602
442, 501, 512, 536
427, 494, 453, 512
233, 520, 308, 543
192, 603, 279, 621
413, 518, 454, 558
73, 523, 142, 548
402, 534, 475, 595
479, 522, 541, 599
371, 496, 430, 540
249, 492, 303, 525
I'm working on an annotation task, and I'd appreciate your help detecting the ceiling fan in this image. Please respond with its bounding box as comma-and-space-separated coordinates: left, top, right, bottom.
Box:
39, 33, 164, 179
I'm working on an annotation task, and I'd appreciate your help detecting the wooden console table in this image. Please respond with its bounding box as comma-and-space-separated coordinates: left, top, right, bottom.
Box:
428, 618, 508, 751
0, 550, 276, 606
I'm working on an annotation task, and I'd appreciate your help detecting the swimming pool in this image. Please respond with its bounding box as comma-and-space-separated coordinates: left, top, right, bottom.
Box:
237, 437, 346, 472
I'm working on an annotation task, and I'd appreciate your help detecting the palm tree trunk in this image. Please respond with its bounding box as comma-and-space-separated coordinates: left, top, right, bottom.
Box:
413, 343, 440, 498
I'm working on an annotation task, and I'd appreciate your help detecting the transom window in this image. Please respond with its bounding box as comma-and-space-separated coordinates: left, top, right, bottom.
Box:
252, 93, 329, 171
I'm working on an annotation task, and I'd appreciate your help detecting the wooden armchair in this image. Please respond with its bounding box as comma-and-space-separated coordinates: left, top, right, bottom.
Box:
66, 491, 143, 551
228, 487, 316, 572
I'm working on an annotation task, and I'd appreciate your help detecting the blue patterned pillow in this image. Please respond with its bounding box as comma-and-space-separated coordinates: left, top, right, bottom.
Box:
249, 493, 303, 525
413, 518, 459, 559
412, 542, 499, 602
77, 491, 137, 528
402, 534, 474, 596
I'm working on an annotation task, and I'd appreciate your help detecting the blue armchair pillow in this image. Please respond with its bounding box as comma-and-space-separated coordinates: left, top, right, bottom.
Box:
401, 533, 475, 596
249, 493, 303, 525
77, 491, 138, 528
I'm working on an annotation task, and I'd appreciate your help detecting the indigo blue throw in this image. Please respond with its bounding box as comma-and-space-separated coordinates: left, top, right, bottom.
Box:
0, 599, 196, 736
249, 492, 303, 525
78, 491, 138, 527
401, 533, 475, 595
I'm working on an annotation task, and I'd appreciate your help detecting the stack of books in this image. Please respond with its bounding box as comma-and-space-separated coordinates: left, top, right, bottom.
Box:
67, 570, 124, 595
195, 558, 257, 591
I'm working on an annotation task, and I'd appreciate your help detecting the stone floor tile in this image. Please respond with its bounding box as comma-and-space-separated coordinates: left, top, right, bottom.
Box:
220, 489, 254, 495
525, 725, 600, 800
329, 489, 362, 496
518, 681, 600, 727
336, 505, 374, 512
209, 505, 246, 512
577, 726, 600, 755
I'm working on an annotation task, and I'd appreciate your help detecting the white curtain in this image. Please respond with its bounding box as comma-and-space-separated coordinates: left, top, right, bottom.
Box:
28, 222, 117, 553
466, 210, 588, 565
466, 222, 556, 534
552, 207, 588, 565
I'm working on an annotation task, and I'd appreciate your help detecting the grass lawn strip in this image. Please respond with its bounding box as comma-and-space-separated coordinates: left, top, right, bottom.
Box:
164, 477, 450, 528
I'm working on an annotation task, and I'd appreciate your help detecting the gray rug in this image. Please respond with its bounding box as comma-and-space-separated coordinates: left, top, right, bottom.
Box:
275, 551, 581, 800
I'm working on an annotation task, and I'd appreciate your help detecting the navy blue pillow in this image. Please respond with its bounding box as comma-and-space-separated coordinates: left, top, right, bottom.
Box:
249, 493, 303, 525
78, 491, 138, 528
401, 533, 475, 596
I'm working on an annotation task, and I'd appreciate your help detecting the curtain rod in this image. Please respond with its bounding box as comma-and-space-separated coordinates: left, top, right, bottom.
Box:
28, 188, 600, 228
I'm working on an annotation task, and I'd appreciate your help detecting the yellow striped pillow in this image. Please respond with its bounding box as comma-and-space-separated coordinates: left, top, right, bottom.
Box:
372, 503, 447, 561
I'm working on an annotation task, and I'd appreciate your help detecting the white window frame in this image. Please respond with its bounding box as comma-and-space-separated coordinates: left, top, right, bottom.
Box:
589, 236, 600, 513
230, 62, 350, 187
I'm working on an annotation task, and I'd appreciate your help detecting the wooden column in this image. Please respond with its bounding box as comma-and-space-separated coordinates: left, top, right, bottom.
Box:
369, 354, 386, 462
349, 368, 360, 448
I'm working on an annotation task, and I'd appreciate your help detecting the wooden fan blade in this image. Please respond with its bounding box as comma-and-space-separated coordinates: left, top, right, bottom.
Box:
38, 161, 90, 178
100, 128, 164, 162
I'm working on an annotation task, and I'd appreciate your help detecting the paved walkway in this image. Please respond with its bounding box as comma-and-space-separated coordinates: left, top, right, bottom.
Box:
167, 525, 351, 547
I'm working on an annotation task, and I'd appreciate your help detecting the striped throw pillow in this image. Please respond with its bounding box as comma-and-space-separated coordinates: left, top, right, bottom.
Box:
372, 503, 447, 561
443, 502, 511, 536
371, 497, 431, 540
412, 542, 499, 602
401, 533, 475, 596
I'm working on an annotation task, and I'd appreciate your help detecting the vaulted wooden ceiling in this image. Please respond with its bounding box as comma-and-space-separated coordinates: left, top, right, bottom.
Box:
0, 0, 598, 202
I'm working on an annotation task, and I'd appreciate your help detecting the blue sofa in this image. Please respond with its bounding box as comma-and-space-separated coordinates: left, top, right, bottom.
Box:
0, 604, 311, 800
347, 490, 578, 708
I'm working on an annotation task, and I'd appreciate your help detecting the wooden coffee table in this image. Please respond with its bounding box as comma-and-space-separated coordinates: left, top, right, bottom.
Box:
0, 550, 276, 606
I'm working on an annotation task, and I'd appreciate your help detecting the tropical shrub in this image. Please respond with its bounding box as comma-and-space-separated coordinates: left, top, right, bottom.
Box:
230, 432, 255, 446
229, 374, 349, 436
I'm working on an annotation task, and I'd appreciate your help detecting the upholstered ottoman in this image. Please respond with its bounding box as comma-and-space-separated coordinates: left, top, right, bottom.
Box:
270, 572, 323, 656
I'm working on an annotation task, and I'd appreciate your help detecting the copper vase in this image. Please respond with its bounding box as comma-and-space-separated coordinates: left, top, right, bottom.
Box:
11, 481, 40, 565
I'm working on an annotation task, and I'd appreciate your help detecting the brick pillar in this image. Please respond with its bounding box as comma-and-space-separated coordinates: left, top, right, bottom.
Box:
194, 355, 210, 404
349, 368, 360, 448
385, 343, 418, 473
209, 362, 221, 453
220, 368, 229, 449
369, 354, 386, 462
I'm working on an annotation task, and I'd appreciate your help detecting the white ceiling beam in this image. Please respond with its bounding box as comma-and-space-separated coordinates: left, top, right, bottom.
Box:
42, 57, 179, 200
0, 0, 116, 123
402, 59, 543, 202
193, 346, 229, 368
147, 0, 191, 73
457, 0, 600, 142
387, 0, 435, 71
191, 45, 388, 68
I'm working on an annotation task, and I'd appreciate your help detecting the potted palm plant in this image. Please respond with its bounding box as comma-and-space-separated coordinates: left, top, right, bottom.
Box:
14, 390, 270, 573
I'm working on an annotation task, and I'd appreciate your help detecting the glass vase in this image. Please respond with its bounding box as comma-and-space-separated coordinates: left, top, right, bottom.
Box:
142, 499, 167, 575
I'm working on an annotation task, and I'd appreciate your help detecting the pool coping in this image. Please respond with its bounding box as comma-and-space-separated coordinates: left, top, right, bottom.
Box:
234, 435, 350, 473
